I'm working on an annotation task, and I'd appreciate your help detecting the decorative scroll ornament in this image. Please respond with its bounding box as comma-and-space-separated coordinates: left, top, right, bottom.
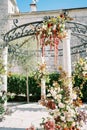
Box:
36, 14, 73, 64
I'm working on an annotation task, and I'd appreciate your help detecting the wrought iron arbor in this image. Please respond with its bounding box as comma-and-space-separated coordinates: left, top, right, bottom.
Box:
2, 16, 87, 102
3, 18, 87, 58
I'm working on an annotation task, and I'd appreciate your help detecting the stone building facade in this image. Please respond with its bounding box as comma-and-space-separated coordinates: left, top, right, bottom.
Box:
0, 0, 87, 73
0, 0, 19, 47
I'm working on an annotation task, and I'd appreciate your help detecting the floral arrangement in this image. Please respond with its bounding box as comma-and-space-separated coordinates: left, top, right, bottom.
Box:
72, 58, 87, 101
26, 67, 87, 130
34, 57, 49, 86
0, 57, 14, 116
36, 13, 73, 64
36, 13, 73, 46
73, 58, 87, 79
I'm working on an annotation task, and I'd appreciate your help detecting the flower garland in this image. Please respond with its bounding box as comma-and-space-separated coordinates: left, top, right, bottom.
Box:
36, 14, 73, 65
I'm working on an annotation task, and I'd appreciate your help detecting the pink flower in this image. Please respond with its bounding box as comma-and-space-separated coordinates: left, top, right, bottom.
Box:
26, 125, 36, 130
44, 120, 55, 130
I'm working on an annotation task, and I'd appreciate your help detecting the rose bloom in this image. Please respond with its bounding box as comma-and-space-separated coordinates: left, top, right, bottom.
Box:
46, 100, 56, 110
44, 120, 55, 130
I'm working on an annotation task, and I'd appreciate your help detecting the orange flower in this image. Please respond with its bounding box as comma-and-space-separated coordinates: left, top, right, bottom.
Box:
55, 125, 61, 129
58, 66, 63, 71
84, 73, 87, 78
60, 14, 65, 18
44, 120, 55, 130
27, 125, 36, 130
46, 100, 56, 110
63, 128, 69, 130
47, 23, 53, 28
39, 63, 46, 71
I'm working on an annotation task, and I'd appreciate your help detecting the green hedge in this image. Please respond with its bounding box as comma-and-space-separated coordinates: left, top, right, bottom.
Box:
7, 70, 87, 102
7, 74, 41, 102
7, 72, 60, 102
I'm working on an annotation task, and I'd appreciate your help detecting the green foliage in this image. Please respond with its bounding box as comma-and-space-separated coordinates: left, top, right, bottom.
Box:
81, 79, 87, 102
48, 72, 60, 86
0, 105, 5, 115
7, 74, 23, 95
8, 36, 37, 75
29, 75, 41, 101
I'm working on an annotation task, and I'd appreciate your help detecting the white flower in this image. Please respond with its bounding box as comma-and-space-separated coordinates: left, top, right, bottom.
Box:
57, 94, 62, 99
83, 63, 87, 70
72, 92, 77, 100
51, 91, 57, 97
57, 87, 61, 92
54, 87, 58, 91
61, 115, 65, 121
80, 120, 84, 126
58, 103, 65, 108
47, 93, 51, 97
66, 117, 74, 122
0, 92, 2, 96
72, 122, 76, 126
42, 24, 47, 30
53, 24, 56, 30
53, 109, 60, 116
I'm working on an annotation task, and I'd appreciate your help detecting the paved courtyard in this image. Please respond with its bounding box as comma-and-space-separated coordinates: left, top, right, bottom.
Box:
0, 102, 49, 130
0, 102, 87, 130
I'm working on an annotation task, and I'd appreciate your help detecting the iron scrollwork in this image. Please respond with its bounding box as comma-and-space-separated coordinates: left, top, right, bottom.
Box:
3, 18, 87, 58
66, 21, 87, 36
4, 20, 43, 42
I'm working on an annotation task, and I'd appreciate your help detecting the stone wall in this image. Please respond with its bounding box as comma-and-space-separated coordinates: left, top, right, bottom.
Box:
0, 0, 8, 39
0, 0, 19, 45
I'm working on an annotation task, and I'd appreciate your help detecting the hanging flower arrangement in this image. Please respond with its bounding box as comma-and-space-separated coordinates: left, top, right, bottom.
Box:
36, 13, 73, 64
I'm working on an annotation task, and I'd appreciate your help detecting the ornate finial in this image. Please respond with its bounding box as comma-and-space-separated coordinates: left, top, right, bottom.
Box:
32, 0, 38, 4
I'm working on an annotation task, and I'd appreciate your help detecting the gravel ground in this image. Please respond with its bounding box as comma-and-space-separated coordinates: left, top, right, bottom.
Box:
0, 102, 87, 130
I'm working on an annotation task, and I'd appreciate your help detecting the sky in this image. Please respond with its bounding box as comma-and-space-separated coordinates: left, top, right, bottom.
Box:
16, 0, 87, 13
